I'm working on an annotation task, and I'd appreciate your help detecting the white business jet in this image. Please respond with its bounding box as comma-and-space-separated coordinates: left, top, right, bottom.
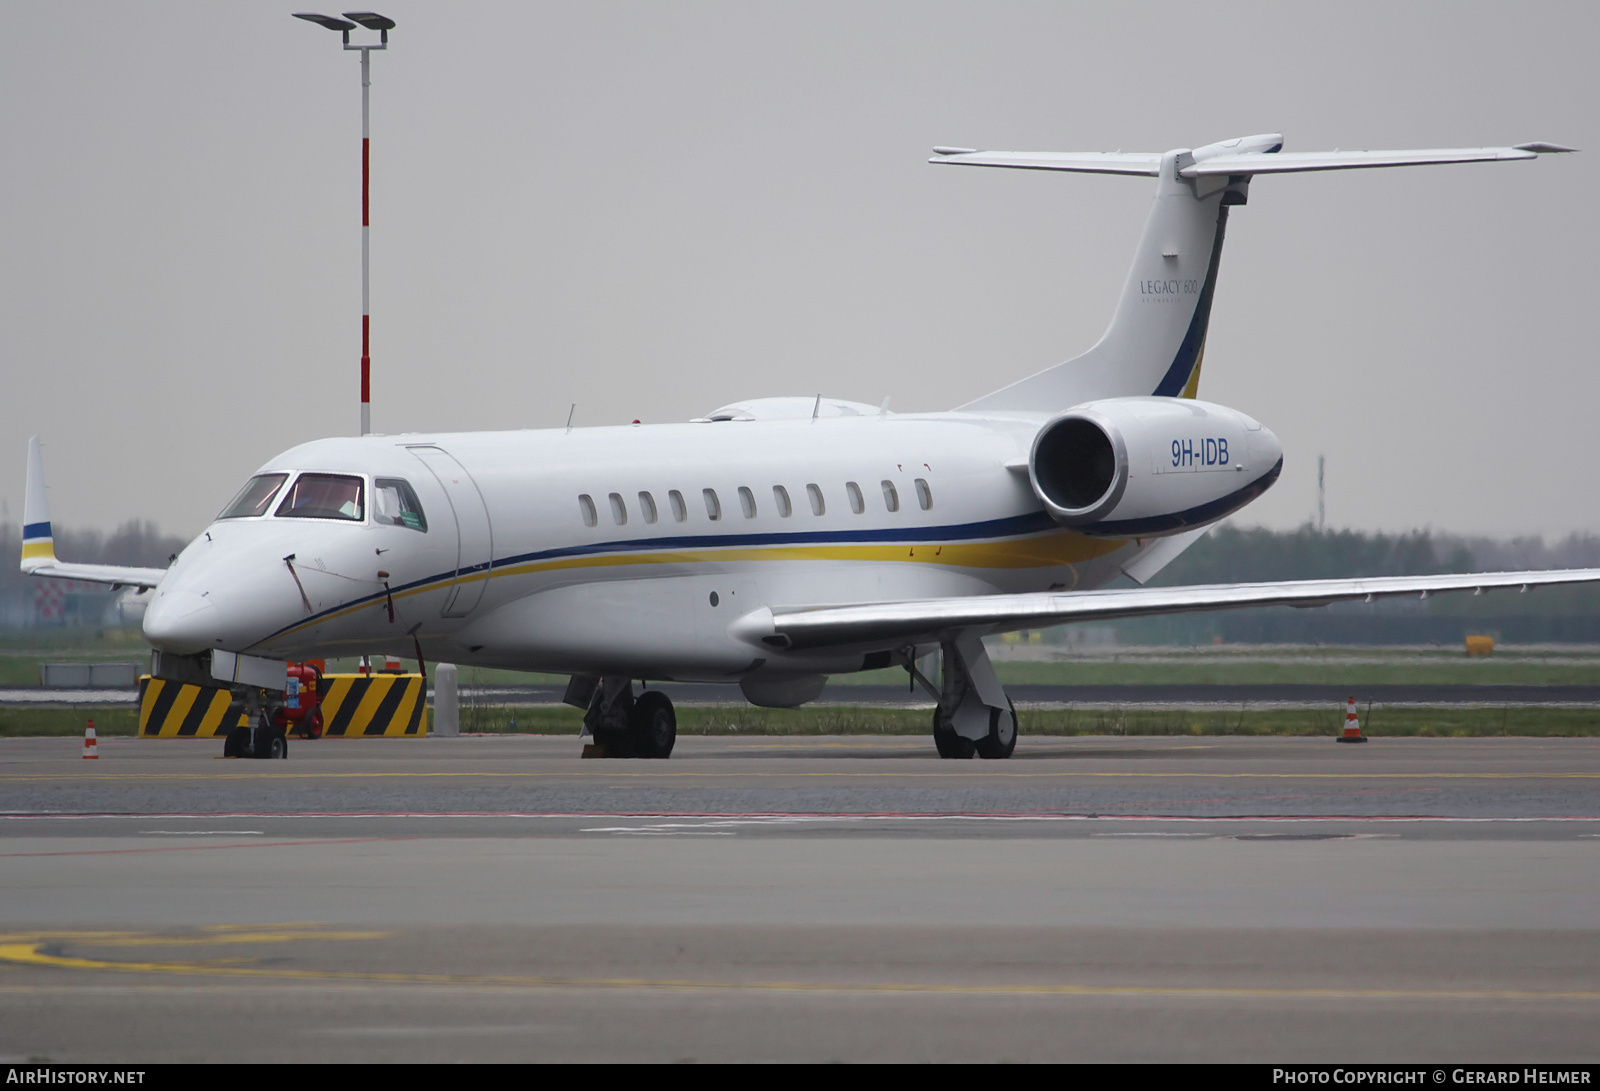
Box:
23, 133, 1600, 759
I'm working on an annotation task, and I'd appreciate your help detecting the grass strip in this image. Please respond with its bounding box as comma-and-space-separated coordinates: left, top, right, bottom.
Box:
0, 708, 142, 737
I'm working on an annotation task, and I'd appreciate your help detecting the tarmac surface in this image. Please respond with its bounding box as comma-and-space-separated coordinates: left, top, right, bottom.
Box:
1, 733, 1598, 1062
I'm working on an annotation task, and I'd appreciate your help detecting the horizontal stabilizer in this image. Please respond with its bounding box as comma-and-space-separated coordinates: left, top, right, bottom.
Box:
929, 150, 1162, 176
932, 140, 1572, 178
736, 568, 1600, 652
1184, 145, 1555, 177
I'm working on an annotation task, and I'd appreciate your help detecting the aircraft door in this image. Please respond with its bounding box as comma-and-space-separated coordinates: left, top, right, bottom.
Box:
407, 445, 494, 617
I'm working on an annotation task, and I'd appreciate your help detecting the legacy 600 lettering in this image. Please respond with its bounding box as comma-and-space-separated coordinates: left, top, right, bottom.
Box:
1140, 278, 1201, 296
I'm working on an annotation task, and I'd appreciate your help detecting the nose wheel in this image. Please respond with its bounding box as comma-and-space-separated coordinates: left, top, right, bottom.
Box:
222, 723, 288, 759
221, 693, 290, 759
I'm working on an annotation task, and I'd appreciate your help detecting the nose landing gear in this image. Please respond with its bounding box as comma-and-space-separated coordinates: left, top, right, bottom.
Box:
221, 689, 290, 759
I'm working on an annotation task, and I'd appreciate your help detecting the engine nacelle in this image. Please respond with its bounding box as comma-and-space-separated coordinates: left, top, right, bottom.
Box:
1028, 397, 1283, 538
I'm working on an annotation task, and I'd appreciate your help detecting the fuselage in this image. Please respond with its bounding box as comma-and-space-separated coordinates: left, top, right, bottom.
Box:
141, 403, 1280, 685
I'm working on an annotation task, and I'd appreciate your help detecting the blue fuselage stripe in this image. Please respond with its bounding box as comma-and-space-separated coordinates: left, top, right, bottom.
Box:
254, 508, 1070, 646
1151, 202, 1231, 397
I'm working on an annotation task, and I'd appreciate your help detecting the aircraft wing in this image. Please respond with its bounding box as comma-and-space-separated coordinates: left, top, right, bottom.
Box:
22, 560, 165, 590
736, 568, 1600, 652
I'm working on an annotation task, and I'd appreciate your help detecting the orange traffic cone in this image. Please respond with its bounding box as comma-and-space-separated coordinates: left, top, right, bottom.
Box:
1337, 697, 1367, 743
82, 719, 99, 759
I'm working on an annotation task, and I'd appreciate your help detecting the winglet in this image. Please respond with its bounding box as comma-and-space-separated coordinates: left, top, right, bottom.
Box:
21, 435, 57, 573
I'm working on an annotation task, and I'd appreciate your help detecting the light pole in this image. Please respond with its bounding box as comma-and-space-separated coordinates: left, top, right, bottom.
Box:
293, 11, 395, 438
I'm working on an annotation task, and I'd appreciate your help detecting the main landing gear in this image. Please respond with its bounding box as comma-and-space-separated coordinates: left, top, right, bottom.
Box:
579, 677, 677, 759
907, 633, 1017, 760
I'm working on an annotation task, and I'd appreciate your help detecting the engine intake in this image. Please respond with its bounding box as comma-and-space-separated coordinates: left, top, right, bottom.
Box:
1030, 414, 1127, 521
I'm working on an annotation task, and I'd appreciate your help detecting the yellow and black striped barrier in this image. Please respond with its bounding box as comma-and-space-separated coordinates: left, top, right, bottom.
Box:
137, 677, 246, 738
317, 673, 428, 737
138, 673, 429, 738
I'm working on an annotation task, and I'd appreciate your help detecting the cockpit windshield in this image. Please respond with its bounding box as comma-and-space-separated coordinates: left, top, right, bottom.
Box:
275, 473, 365, 521
218, 474, 288, 519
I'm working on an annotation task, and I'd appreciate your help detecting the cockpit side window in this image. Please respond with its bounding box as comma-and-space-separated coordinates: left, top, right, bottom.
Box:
275, 473, 365, 521
373, 478, 427, 532
218, 474, 289, 519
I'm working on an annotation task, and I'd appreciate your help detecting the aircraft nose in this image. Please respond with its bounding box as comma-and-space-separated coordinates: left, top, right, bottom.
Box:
142, 589, 220, 654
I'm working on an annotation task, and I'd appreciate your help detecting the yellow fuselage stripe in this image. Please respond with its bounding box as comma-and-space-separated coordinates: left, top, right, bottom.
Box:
272, 531, 1127, 641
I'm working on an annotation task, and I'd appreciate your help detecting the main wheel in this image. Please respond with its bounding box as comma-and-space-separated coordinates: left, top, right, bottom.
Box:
223, 725, 250, 758
629, 691, 677, 759
975, 700, 1018, 760
932, 710, 975, 759
267, 733, 288, 760
590, 725, 634, 758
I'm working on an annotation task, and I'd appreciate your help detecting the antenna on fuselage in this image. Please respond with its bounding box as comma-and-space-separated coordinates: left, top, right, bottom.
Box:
810, 394, 821, 424
565, 403, 576, 434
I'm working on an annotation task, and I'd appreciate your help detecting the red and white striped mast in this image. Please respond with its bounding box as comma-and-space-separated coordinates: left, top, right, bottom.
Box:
293, 11, 395, 437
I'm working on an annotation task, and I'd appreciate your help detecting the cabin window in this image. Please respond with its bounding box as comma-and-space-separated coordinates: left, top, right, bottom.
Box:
846, 481, 864, 514
275, 473, 365, 522
639, 491, 658, 524
374, 478, 428, 531
738, 486, 757, 519
806, 483, 825, 516
703, 488, 722, 521
579, 494, 598, 527
669, 490, 687, 523
915, 478, 933, 510
218, 474, 288, 519
773, 485, 792, 518
609, 492, 628, 525
881, 480, 899, 513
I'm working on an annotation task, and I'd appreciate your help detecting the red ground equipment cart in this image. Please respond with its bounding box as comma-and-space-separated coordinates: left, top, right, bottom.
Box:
273, 660, 326, 740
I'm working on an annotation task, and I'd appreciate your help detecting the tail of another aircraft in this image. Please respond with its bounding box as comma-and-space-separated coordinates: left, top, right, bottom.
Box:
933, 135, 1570, 414
19, 435, 166, 589
21, 435, 56, 572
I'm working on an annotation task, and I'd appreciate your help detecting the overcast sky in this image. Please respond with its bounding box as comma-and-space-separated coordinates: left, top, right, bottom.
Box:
2, 1, 1595, 540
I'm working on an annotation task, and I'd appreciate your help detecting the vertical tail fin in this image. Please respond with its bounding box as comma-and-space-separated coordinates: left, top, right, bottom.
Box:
21, 435, 57, 572
948, 135, 1280, 413
19, 435, 166, 588
932, 134, 1564, 414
